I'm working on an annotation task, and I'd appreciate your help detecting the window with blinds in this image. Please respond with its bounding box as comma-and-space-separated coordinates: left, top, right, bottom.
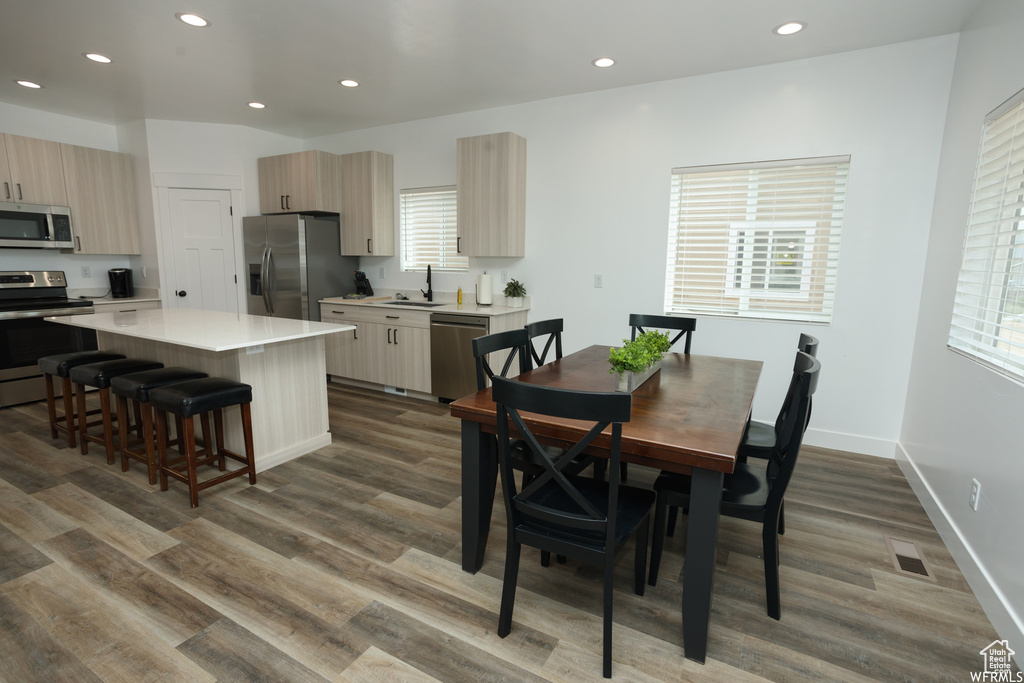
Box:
948, 91, 1024, 380
400, 185, 468, 272
664, 156, 849, 323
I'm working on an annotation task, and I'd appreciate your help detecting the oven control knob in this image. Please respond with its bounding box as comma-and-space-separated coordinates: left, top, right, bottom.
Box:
176, 290, 187, 297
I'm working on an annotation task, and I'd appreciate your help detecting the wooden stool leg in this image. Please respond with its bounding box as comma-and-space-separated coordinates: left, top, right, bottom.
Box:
63, 376, 77, 448
241, 403, 257, 485
117, 394, 131, 472
175, 416, 185, 454
143, 404, 158, 485
182, 417, 200, 508
133, 400, 144, 439
44, 374, 58, 439
210, 410, 225, 471
76, 382, 89, 454
101, 388, 116, 464
156, 409, 170, 492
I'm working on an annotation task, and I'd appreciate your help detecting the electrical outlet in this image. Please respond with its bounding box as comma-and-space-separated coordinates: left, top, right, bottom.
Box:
81, 266, 91, 278
594, 273, 604, 288
246, 344, 264, 355
378, 267, 386, 279
141, 266, 147, 279
969, 478, 981, 511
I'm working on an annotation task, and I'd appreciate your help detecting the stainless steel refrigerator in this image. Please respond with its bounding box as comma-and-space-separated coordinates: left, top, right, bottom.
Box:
243, 214, 358, 321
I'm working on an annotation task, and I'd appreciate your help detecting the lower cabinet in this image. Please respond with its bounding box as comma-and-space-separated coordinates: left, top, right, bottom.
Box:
91, 300, 162, 314
321, 304, 431, 394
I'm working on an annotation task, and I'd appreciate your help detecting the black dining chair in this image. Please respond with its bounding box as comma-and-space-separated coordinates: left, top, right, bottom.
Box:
647, 351, 820, 621
628, 313, 697, 354
738, 333, 819, 464
525, 318, 563, 367
491, 376, 654, 679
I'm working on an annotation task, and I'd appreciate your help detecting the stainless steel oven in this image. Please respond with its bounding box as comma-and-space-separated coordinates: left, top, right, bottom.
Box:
0, 271, 96, 407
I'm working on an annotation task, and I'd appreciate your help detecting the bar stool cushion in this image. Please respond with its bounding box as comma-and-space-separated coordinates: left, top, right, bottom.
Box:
149, 377, 253, 418
70, 358, 164, 389
111, 367, 210, 403
39, 351, 125, 377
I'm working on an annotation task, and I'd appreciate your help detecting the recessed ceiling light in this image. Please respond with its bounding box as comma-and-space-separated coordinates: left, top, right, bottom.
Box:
773, 21, 805, 36
84, 53, 112, 64
16, 80, 42, 89
339, 79, 359, 88
248, 102, 265, 109
592, 57, 615, 68
176, 13, 209, 27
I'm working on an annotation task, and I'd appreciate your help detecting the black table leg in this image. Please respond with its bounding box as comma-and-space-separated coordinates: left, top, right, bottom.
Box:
461, 419, 496, 573
681, 467, 724, 663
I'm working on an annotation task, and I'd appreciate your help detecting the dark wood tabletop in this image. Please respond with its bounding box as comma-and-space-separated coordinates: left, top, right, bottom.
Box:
449, 344, 762, 474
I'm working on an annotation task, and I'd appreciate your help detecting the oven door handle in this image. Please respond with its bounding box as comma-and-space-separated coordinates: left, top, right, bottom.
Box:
3, 307, 95, 321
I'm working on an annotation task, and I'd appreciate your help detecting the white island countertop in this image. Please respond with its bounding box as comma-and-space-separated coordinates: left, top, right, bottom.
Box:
46, 307, 354, 352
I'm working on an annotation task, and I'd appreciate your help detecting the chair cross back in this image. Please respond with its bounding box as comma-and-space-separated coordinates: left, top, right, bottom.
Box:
628, 313, 696, 354
472, 329, 531, 390
492, 377, 631, 540
525, 318, 563, 367
765, 351, 820, 503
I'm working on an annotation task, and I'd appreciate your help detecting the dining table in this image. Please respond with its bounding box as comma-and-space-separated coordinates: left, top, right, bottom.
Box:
449, 344, 762, 664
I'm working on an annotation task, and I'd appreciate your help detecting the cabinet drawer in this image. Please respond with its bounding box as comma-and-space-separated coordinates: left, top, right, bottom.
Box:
92, 300, 161, 313
319, 303, 431, 328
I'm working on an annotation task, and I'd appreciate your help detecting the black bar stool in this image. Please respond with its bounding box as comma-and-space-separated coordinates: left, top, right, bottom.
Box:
69, 358, 164, 463
111, 367, 209, 485
149, 377, 257, 508
38, 351, 126, 448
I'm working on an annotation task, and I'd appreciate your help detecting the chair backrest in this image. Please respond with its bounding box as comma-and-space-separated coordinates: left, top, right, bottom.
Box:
525, 318, 563, 367
765, 351, 820, 513
799, 333, 819, 358
491, 375, 632, 549
628, 313, 696, 354
472, 329, 531, 391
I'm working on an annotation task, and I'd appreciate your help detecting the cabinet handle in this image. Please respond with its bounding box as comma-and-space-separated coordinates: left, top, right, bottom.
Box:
3, 182, 9, 200
353, 327, 358, 340
16, 183, 22, 201
367, 238, 372, 253
119, 309, 137, 313
280, 195, 286, 211
75, 236, 81, 251
457, 236, 461, 253
286, 195, 291, 210
394, 328, 398, 345
387, 328, 392, 344
331, 310, 345, 314
385, 315, 399, 319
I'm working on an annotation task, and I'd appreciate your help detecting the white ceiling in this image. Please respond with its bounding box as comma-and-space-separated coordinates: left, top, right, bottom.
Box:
0, 0, 982, 139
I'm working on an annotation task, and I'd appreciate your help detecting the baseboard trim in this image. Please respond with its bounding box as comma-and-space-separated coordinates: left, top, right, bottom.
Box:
896, 443, 1023, 662
803, 427, 897, 459
256, 433, 333, 473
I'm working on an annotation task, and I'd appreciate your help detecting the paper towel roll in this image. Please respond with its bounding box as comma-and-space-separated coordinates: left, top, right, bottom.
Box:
476, 274, 493, 305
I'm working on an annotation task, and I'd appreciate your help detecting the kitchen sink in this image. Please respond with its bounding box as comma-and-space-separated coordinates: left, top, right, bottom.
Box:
381, 300, 447, 307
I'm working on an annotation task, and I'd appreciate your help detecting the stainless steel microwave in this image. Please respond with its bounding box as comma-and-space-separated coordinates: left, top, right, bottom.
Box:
0, 201, 75, 249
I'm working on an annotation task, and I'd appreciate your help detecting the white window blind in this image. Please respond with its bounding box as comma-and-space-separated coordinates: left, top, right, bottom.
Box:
948, 92, 1024, 380
664, 156, 849, 323
400, 186, 468, 272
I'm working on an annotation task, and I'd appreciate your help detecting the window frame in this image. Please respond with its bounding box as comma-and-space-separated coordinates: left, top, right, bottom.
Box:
399, 185, 468, 273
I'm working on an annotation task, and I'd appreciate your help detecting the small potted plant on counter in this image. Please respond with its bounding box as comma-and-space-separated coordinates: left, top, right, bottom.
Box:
608, 330, 672, 392
503, 278, 526, 308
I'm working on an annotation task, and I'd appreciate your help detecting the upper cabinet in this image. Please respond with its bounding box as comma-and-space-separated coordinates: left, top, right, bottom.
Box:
61, 144, 140, 255
456, 132, 526, 258
0, 134, 68, 206
339, 150, 394, 256
258, 150, 342, 214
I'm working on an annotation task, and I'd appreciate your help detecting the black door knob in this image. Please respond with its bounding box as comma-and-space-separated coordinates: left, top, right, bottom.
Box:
176, 290, 187, 297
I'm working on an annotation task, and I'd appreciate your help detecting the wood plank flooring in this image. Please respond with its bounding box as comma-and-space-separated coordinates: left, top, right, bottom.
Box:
0, 384, 1007, 681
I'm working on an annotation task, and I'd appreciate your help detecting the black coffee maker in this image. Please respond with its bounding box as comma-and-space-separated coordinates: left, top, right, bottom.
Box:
108, 268, 134, 298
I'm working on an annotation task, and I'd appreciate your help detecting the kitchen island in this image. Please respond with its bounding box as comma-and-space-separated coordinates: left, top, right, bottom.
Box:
45, 307, 354, 472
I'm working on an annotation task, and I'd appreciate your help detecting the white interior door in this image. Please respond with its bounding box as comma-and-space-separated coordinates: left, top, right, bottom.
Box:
167, 188, 237, 312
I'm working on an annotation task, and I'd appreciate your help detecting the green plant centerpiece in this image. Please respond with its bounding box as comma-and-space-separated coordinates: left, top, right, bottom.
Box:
608, 331, 672, 392
503, 279, 526, 298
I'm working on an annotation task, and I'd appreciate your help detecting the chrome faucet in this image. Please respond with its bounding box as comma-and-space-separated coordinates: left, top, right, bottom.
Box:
421, 264, 433, 301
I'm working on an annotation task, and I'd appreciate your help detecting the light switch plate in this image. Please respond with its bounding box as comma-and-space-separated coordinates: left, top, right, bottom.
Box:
594, 274, 604, 288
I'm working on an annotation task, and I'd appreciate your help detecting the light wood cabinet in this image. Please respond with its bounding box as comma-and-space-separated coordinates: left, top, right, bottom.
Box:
1, 133, 68, 205
258, 150, 342, 214
91, 300, 162, 313
339, 151, 394, 256
60, 144, 140, 255
456, 132, 526, 257
320, 303, 431, 393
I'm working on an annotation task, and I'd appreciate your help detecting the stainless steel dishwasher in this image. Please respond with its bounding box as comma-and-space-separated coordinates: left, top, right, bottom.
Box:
430, 312, 488, 401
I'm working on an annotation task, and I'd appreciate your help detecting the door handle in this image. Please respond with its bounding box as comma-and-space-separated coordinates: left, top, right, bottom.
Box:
260, 247, 272, 314
176, 290, 187, 297
266, 247, 276, 314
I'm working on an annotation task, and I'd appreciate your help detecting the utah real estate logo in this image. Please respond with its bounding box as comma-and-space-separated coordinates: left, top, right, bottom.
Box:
973, 640, 1021, 682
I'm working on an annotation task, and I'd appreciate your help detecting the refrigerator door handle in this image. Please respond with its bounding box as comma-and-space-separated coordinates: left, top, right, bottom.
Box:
260, 246, 272, 314
265, 247, 276, 315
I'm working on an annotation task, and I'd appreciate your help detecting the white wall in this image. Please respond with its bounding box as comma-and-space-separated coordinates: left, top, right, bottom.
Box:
900, 0, 1024, 655
308, 36, 958, 457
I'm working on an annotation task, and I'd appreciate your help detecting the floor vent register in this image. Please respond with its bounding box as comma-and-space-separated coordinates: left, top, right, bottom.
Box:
885, 537, 935, 582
